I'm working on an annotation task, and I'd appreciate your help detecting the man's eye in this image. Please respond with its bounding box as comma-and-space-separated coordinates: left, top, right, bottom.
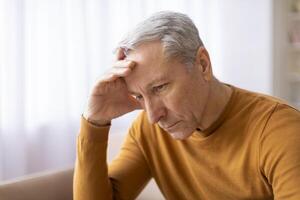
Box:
133, 94, 143, 101
153, 83, 168, 93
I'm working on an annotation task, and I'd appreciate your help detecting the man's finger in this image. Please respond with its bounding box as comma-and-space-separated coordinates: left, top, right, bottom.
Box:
115, 48, 126, 61
96, 67, 132, 84
112, 60, 136, 69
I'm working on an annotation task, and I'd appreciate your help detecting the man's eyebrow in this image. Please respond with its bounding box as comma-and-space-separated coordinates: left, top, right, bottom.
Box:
127, 75, 168, 95
128, 90, 139, 95
146, 75, 168, 89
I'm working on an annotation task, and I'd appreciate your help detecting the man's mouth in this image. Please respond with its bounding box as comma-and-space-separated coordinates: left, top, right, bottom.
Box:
163, 121, 181, 131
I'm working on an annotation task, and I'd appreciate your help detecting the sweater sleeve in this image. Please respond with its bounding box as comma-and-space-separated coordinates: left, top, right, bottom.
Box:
259, 104, 300, 200
73, 116, 151, 200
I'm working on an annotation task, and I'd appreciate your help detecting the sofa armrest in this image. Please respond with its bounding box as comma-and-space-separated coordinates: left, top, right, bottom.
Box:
0, 168, 73, 200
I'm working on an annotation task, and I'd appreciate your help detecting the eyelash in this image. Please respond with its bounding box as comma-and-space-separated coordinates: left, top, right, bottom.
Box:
153, 83, 168, 93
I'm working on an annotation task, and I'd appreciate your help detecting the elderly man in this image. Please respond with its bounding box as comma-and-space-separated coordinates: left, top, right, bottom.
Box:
74, 11, 300, 200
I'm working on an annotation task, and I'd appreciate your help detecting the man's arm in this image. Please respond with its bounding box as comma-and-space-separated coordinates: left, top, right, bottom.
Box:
74, 117, 112, 200
73, 48, 147, 200
73, 116, 151, 200
259, 104, 300, 199
108, 123, 152, 199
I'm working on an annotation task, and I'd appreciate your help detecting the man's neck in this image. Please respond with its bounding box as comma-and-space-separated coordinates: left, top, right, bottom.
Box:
198, 79, 233, 131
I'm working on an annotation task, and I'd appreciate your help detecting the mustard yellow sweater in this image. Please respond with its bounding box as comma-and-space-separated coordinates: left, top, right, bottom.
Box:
74, 86, 300, 200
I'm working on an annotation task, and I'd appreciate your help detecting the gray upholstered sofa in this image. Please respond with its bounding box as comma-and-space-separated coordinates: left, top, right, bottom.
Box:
0, 167, 163, 200
0, 168, 73, 200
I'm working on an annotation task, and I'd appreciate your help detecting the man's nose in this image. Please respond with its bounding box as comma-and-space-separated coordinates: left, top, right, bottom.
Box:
144, 98, 165, 124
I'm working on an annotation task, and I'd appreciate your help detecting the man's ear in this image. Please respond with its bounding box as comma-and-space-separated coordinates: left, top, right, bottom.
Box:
195, 46, 213, 81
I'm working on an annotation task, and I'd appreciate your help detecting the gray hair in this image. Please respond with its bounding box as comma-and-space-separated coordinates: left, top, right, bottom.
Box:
117, 11, 204, 65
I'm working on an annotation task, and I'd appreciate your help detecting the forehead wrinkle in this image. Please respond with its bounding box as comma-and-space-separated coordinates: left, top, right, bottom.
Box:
124, 42, 172, 95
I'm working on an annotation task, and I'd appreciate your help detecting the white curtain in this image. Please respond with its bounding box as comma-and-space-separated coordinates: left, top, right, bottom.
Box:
0, 0, 272, 181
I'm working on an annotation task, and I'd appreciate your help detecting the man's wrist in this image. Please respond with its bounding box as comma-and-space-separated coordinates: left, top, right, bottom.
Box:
82, 114, 111, 127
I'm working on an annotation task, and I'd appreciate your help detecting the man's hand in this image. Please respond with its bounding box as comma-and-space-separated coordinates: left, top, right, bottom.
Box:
83, 49, 140, 126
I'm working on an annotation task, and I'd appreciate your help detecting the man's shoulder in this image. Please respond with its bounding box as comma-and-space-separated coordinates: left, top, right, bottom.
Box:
227, 85, 299, 129
233, 85, 300, 133
233, 86, 286, 105
232, 85, 296, 114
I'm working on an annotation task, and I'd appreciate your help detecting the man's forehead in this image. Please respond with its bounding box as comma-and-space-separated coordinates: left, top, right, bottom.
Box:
125, 62, 169, 94
123, 42, 179, 93
124, 43, 166, 73
125, 42, 166, 63
124, 64, 171, 95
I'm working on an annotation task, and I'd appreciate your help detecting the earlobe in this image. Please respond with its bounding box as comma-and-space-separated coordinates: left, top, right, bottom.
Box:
202, 61, 211, 81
